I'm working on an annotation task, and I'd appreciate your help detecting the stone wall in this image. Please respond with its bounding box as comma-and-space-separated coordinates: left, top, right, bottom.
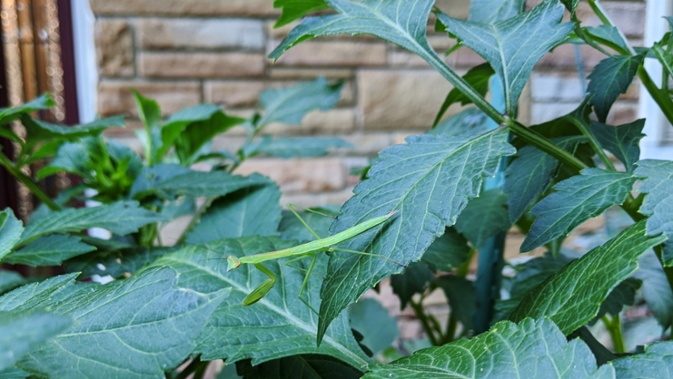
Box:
90, 0, 645, 246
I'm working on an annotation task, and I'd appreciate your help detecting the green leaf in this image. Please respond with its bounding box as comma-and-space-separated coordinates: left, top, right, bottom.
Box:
587, 54, 644, 122
0, 209, 23, 261
590, 119, 644, 172
154, 238, 370, 371
468, 0, 524, 24
132, 89, 162, 165
257, 77, 343, 128
421, 228, 470, 271
634, 160, 673, 265
274, 0, 330, 27
362, 318, 614, 378
279, 206, 339, 242
319, 129, 514, 343
0, 94, 54, 126
390, 262, 434, 309
511, 221, 666, 334
247, 136, 352, 158
434, 276, 475, 330
561, 0, 579, 14
186, 180, 282, 244
20, 201, 164, 244
349, 298, 398, 355
3, 235, 96, 266
131, 164, 268, 199
612, 341, 673, 378
652, 43, 673, 79
438, 1, 573, 115
634, 252, 673, 329
0, 311, 72, 371
237, 355, 362, 379
583, 26, 630, 54
16, 267, 226, 378
35, 140, 89, 179
430, 108, 490, 138
0, 271, 24, 295
22, 116, 124, 142
455, 189, 510, 248
432, 64, 494, 127
0, 273, 80, 313
505, 136, 587, 223
597, 277, 641, 321
522, 169, 636, 251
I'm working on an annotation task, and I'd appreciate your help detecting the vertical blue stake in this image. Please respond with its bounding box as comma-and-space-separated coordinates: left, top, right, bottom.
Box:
473, 74, 508, 334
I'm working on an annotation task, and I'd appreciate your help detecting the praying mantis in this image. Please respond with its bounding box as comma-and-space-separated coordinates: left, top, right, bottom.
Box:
226, 208, 400, 306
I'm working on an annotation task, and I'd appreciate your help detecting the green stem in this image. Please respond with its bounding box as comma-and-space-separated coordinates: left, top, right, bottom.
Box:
602, 314, 626, 354
444, 311, 457, 344
410, 299, 441, 346
0, 148, 60, 211
566, 117, 616, 171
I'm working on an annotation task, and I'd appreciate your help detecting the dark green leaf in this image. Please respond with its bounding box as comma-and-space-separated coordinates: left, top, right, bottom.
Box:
511, 221, 666, 334
590, 119, 644, 172
434, 276, 475, 330
505, 133, 589, 223
0, 311, 72, 370
438, 1, 573, 114
274, 0, 330, 27
247, 136, 351, 158
16, 267, 226, 378
583, 26, 630, 54
612, 341, 673, 378
0, 94, 54, 126
587, 54, 644, 122
0, 209, 23, 261
22, 116, 124, 142
0, 273, 79, 314
597, 277, 640, 320
132, 89, 162, 164
522, 169, 636, 251
634, 251, 673, 329
390, 262, 434, 309
430, 108, 490, 138
3, 235, 96, 266
237, 354, 362, 379
20, 201, 164, 244
634, 159, 673, 265
455, 189, 510, 248
561, 0, 580, 14
186, 180, 282, 244
0, 271, 24, 295
349, 298, 398, 355
279, 206, 339, 242
421, 228, 471, 271
319, 129, 514, 343
257, 78, 343, 128
154, 238, 370, 370
363, 318, 614, 378
432, 64, 494, 127
468, 0, 524, 24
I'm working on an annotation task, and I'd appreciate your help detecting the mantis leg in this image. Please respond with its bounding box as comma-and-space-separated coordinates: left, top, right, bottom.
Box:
297, 252, 321, 316
287, 204, 323, 240
329, 247, 406, 268
242, 263, 277, 306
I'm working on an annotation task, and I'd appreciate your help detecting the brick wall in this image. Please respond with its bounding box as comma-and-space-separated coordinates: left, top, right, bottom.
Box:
89, 0, 645, 211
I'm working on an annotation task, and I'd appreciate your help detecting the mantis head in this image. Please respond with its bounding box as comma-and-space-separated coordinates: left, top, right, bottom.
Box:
227, 255, 241, 271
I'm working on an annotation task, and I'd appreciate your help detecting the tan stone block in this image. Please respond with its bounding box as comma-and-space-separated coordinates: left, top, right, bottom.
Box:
576, 1, 646, 38
606, 101, 639, 126
137, 18, 265, 50
235, 157, 347, 193
89, 0, 277, 16
341, 133, 395, 155
358, 70, 456, 130
434, 0, 471, 19
269, 40, 387, 67
537, 43, 606, 70
95, 20, 134, 77
97, 80, 201, 117
139, 52, 265, 78
264, 108, 356, 135
268, 67, 354, 80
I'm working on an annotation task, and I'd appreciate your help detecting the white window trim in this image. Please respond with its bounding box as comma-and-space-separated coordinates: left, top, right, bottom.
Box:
70, 0, 97, 124
639, 0, 673, 159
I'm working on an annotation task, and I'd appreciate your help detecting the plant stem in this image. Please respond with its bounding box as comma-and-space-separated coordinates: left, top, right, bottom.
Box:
0, 148, 60, 211
566, 117, 616, 171
410, 299, 441, 346
602, 314, 626, 354
443, 312, 457, 344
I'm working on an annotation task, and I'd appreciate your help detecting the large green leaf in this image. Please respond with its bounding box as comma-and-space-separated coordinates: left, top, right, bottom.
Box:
455, 189, 510, 248
186, 180, 282, 244
634, 160, 673, 265
349, 298, 398, 355
246, 136, 352, 158
437, 1, 573, 115
583, 26, 630, 54
3, 235, 96, 266
0, 94, 54, 126
511, 221, 666, 335
237, 355, 362, 379
15, 267, 226, 378
319, 129, 514, 343
0, 273, 79, 313
362, 318, 614, 378
634, 252, 673, 329
19, 201, 164, 244
612, 342, 673, 378
587, 54, 645, 122
256, 77, 343, 128
154, 238, 370, 371
522, 169, 636, 251
590, 119, 644, 172
274, 0, 330, 27
468, 0, 525, 24
0, 209, 23, 261
505, 136, 587, 223
420, 228, 470, 271
0, 311, 72, 371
